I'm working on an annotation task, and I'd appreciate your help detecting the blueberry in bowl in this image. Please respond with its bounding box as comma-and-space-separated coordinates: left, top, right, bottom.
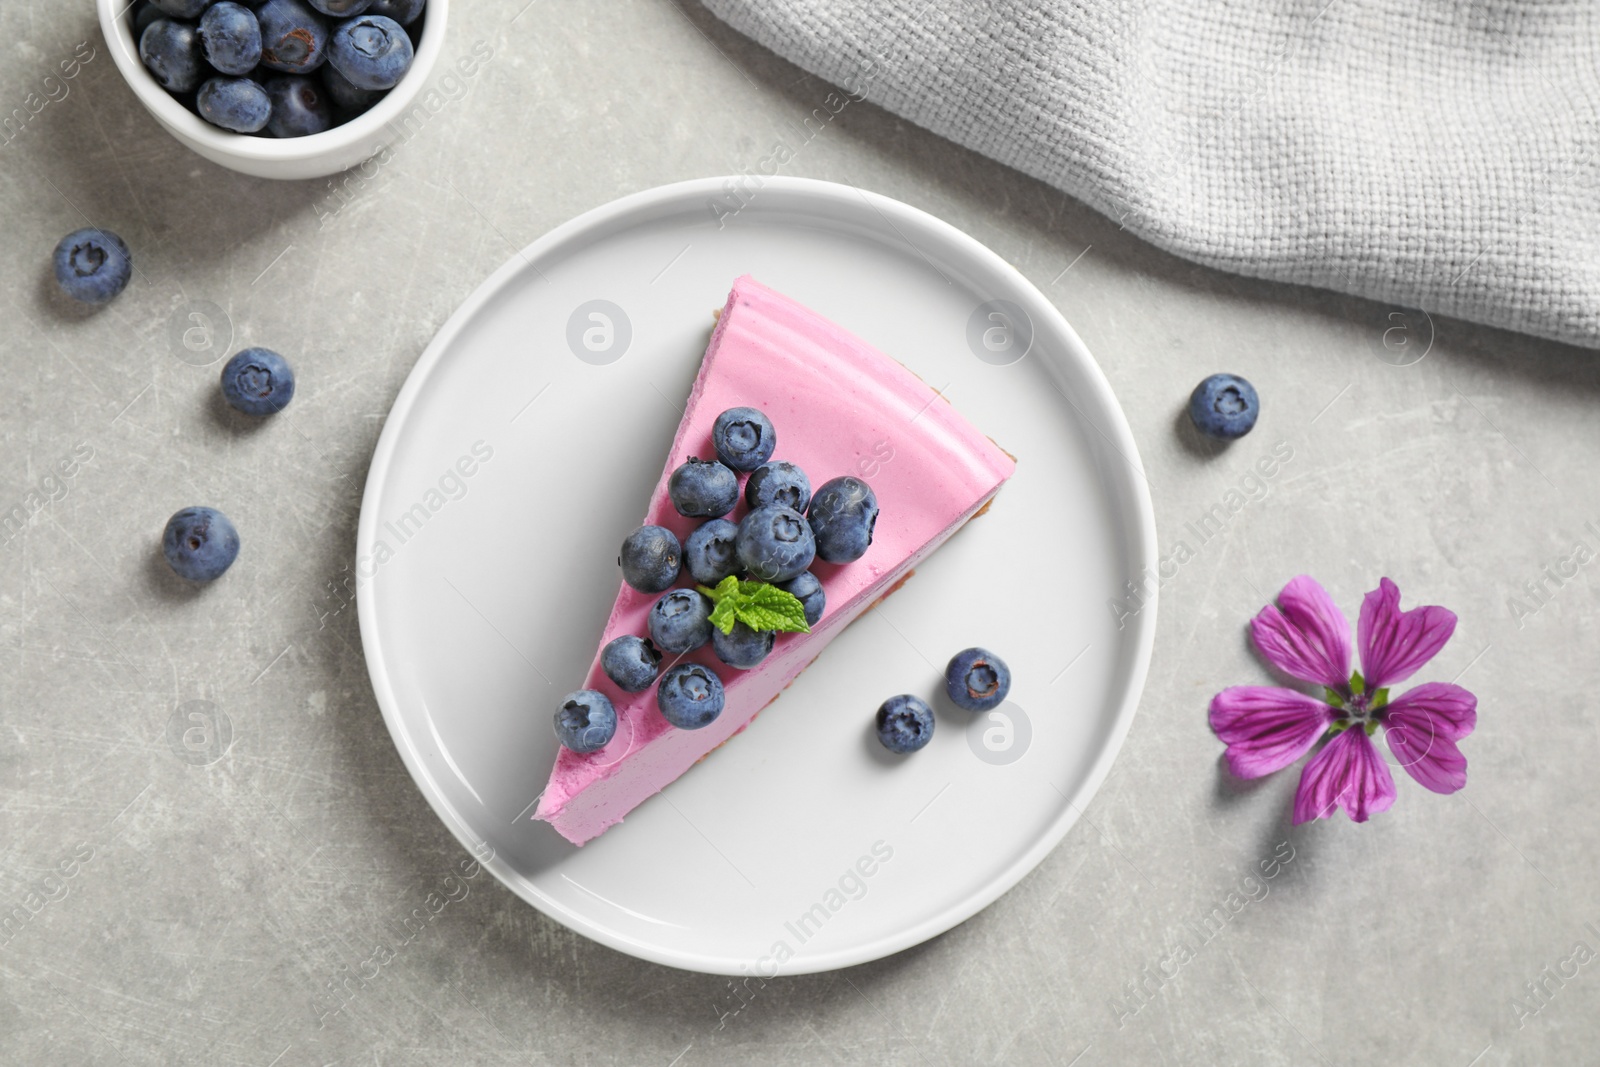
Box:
263, 74, 335, 137
369, 0, 425, 24
105, 0, 446, 171
151, 0, 213, 17
139, 19, 207, 93
320, 59, 384, 112
309, 0, 377, 14
257, 0, 332, 73
132, 3, 165, 37
198, 3, 263, 76
198, 77, 273, 133
328, 14, 415, 90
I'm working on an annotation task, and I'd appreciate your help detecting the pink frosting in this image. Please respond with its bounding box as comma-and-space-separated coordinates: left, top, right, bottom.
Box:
535, 276, 1015, 844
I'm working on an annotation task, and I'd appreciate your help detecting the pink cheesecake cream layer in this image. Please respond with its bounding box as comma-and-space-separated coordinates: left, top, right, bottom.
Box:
535, 276, 1015, 845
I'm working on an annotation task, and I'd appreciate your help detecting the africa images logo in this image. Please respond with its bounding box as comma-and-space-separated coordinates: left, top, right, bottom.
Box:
165, 700, 233, 766
566, 300, 632, 365
966, 299, 1033, 366
966, 701, 1032, 765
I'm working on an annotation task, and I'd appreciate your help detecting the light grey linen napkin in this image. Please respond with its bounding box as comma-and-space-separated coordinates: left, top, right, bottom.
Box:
703, 0, 1600, 349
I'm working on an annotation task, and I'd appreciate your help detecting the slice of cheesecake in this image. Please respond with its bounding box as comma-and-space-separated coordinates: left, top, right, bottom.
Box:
534, 276, 1016, 845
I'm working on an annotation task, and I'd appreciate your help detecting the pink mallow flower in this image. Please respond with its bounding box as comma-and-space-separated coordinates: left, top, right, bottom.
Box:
1209, 576, 1477, 824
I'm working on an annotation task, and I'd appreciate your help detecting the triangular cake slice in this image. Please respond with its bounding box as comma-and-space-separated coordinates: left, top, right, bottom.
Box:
535, 276, 1016, 845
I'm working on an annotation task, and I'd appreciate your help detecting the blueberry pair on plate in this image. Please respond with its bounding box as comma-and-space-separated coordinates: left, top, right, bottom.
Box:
875, 647, 1013, 754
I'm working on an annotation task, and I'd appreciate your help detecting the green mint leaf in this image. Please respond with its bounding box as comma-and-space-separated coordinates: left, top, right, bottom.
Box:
736, 583, 810, 634
698, 576, 742, 635
696, 576, 810, 634
708, 598, 738, 635
698, 575, 740, 604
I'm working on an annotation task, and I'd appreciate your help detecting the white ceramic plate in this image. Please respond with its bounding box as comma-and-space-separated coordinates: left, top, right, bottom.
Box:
357, 177, 1157, 975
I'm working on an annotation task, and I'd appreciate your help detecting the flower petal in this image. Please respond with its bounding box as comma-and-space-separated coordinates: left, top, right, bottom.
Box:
1249, 575, 1353, 688
1210, 687, 1336, 779
1381, 682, 1478, 741
1381, 682, 1477, 794
1292, 727, 1397, 824
1384, 717, 1469, 794
1357, 578, 1458, 689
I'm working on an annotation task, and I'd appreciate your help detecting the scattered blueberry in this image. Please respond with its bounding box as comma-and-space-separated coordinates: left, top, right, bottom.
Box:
328, 14, 413, 90
648, 589, 713, 654
944, 647, 1011, 712
150, 0, 213, 17
140, 19, 207, 93
779, 571, 825, 627
711, 407, 775, 471
735, 505, 815, 582
745, 461, 811, 512
656, 664, 725, 730
1187, 373, 1259, 440
199, 3, 263, 76
263, 74, 334, 136
553, 689, 616, 754
807, 476, 878, 563
197, 76, 273, 132
257, 0, 331, 73
320, 60, 384, 112
52, 229, 132, 306
162, 506, 241, 581
668, 458, 739, 519
220, 348, 295, 414
308, 0, 375, 15
684, 518, 740, 585
712, 621, 774, 670
367, 0, 425, 24
875, 695, 934, 754
600, 635, 661, 693
618, 525, 681, 593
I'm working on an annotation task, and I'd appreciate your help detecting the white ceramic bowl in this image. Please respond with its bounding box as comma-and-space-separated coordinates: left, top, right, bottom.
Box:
96, 0, 449, 180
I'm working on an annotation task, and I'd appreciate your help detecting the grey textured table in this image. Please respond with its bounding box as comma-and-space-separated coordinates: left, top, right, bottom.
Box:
4, 3, 1597, 1065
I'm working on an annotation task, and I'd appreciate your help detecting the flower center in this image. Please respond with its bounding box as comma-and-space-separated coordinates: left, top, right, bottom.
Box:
1325, 670, 1390, 736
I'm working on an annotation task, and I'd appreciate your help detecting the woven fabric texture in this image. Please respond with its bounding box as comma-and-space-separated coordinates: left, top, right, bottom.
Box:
703, 0, 1600, 348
